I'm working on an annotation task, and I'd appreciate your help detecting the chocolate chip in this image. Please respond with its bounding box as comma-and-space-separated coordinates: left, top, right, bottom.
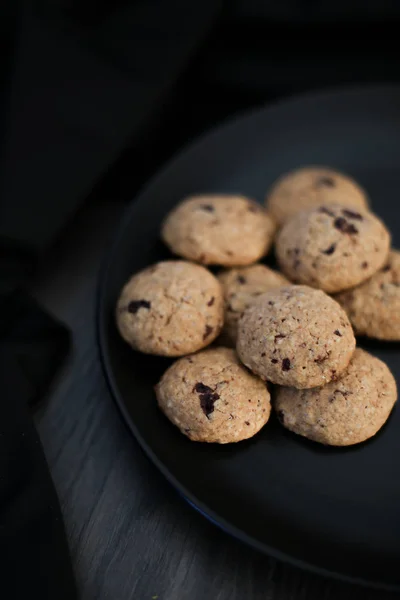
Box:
245, 421, 250, 426
268, 301, 275, 306
277, 410, 285, 424
361, 261, 368, 269
319, 206, 335, 217
193, 382, 220, 418
382, 263, 391, 272
207, 296, 215, 306
322, 243, 336, 255
200, 204, 214, 212
271, 358, 278, 364
293, 248, 300, 256
248, 202, 260, 212
342, 209, 363, 221
203, 325, 213, 340
314, 352, 330, 364
334, 330, 342, 336
127, 300, 151, 313
293, 259, 301, 270
261, 352, 266, 357
274, 333, 286, 343
335, 389, 351, 397
237, 275, 246, 284
317, 176, 335, 188
282, 358, 291, 371
334, 217, 358, 234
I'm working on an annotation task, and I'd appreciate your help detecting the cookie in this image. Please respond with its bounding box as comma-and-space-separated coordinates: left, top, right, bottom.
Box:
265, 166, 369, 226
161, 194, 276, 266
156, 347, 271, 443
336, 250, 400, 340
275, 348, 397, 446
275, 204, 390, 293
217, 264, 289, 346
116, 260, 224, 356
236, 285, 355, 389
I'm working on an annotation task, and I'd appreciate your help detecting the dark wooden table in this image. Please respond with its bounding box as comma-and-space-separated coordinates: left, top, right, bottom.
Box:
31, 199, 398, 600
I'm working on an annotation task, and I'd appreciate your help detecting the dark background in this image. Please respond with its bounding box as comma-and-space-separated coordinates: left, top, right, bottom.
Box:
1, 1, 400, 598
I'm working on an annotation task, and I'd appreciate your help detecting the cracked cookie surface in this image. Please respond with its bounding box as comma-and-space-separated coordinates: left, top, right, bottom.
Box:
265, 166, 368, 226
161, 194, 276, 266
336, 250, 400, 340
237, 285, 355, 388
156, 347, 271, 443
275, 348, 397, 446
275, 203, 390, 293
218, 264, 288, 346
116, 260, 224, 356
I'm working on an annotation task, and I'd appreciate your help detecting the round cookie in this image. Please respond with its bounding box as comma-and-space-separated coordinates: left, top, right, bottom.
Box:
275, 348, 397, 446
116, 260, 224, 356
218, 264, 289, 346
237, 285, 355, 389
156, 347, 271, 443
275, 203, 390, 293
336, 250, 400, 340
161, 194, 276, 266
265, 166, 368, 226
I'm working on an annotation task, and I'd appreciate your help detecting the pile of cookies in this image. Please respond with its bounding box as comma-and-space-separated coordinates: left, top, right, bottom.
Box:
116, 166, 398, 447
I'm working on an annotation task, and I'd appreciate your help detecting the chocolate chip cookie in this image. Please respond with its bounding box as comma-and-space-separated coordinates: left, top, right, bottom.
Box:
336, 250, 400, 340
265, 166, 368, 226
218, 264, 289, 346
161, 194, 276, 266
156, 347, 271, 443
275, 348, 397, 446
236, 285, 355, 388
275, 204, 390, 293
116, 260, 224, 356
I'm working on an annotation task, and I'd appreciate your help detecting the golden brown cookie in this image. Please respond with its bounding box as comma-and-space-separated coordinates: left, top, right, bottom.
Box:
161, 194, 276, 266
236, 285, 355, 389
116, 260, 224, 356
217, 264, 289, 346
156, 347, 271, 443
336, 250, 400, 340
275, 348, 397, 446
275, 204, 390, 293
265, 166, 368, 226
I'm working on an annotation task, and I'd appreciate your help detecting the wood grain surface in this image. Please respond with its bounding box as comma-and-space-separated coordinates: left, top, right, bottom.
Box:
31, 200, 397, 600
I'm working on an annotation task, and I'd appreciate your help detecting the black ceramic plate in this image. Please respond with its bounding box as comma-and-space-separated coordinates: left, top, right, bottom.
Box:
98, 85, 400, 591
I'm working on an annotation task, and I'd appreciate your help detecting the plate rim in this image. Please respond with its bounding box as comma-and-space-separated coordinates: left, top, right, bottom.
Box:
97, 83, 400, 592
